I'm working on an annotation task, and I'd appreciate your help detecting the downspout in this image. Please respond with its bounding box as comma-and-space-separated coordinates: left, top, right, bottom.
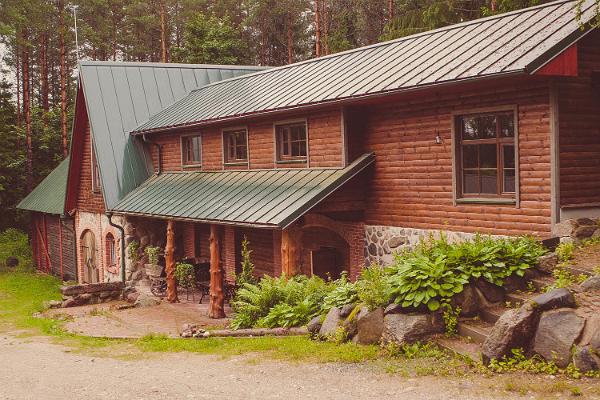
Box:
106, 212, 126, 284
143, 134, 162, 175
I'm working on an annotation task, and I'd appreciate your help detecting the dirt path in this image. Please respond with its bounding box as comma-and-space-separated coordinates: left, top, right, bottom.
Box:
0, 335, 520, 400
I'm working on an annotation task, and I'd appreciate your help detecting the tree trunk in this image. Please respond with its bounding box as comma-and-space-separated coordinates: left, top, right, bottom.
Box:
287, 13, 294, 64
22, 29, 32, 191
209, 224, 225, 319
322, 0, 329, 55
388, 0, 394, 21
40, 32, 49, 124
315, 0, 321, 57
160, 0, 168, 63
281, 228, 299, 276
491, 0, 497, 12
59, 0, 68, 158
165, 220, 179, 303
15, 42, 21, 131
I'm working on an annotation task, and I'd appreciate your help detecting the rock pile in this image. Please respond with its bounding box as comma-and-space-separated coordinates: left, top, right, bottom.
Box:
180, 324, 209, 338
59, 282, 124, 307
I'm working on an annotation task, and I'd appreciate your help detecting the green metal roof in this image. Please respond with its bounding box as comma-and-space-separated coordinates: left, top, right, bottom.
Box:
17, 157, 70, 215
78, 61, 268, 210
112, 153, 374, 228
133, 0, 598, 134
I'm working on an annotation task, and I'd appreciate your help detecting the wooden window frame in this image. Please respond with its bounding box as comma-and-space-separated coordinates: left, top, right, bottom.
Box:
452, 106, 519, 206
274, 119, 309, 164
222, 127, 249, 165
91, 137, 101, 194
105, 233, 116, 268
181, 134, 202, 167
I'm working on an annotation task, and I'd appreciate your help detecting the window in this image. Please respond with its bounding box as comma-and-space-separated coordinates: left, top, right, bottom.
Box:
223, 129, 248, 164
456, 111, 516, 199
91, 139, 101, 193
182, 135, 202, 165
276, 122, 307, 161
105, 233, 116, 267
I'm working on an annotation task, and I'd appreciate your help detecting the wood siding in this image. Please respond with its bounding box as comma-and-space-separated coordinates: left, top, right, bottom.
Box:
32, 213, 77, 280
558, 30, 600, 207
148, 108, 344, 172
75, 119, 106, 214
352, 79, 553, 236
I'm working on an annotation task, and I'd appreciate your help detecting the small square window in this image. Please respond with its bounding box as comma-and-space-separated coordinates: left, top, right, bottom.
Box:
276, 122, 307, 162
182, 135, 202, 165
223, 129, 248, 164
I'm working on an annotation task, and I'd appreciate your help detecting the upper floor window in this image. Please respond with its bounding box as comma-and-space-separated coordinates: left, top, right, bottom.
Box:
182, 135, 202, 166
91, 138, 101, 193
456, 111, 516, 200
276, 121, 307, 162
223, 128, 248, 164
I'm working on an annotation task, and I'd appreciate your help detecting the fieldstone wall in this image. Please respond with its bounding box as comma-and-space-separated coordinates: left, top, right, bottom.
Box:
364, 225, 478, 266
59, 282, 124, 307
123, 217, 166, 283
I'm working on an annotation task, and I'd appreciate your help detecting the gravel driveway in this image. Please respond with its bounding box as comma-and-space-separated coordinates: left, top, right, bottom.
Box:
0, 335, 595, 400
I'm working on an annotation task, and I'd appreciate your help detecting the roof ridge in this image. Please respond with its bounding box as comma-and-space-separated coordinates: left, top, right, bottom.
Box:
183, 0, 576, 94
78, 60, 269, 71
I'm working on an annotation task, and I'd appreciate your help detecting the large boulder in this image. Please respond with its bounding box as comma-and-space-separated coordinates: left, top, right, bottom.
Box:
452, 283, 479, 317
553, 220, 578, 237
319, 307, 342, 337
339, 303, 357, 318
581, 276, 600, 292
481, 304, 539, 364
307, 316, 323, 335
574, 225, 597, 240
353, 307, 384, 345
529, 288, 576, 311
532, 309, 585, 368
382, 313, 444, 345
590, 329, 600, 353
536, 253, 559, 274
384, 303, 404, 315
134, 292, 161, 308
573, 346, 600, 373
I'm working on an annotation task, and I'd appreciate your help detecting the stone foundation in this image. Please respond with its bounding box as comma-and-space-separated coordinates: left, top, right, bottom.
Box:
60, 282, 124, 308
364, 225, 478, 266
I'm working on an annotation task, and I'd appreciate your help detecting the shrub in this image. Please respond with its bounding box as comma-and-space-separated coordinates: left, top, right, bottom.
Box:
322, 273, 358, 312
386, 234, 545, 311
144, 246, 161, 265
127, 241, 140, 263
0, 228, 32, 270
355, 264, 391, 310
174, 262, 195, 289
235, 236, 257, 287
231, 275, 332, 329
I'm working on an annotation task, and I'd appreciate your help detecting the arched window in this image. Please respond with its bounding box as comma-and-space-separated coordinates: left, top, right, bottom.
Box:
106, 233, 116, 269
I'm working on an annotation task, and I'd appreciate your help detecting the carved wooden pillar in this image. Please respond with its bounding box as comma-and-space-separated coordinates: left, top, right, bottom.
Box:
209, 224, 225, 319
281, 228, 299, 276
165, 219, 179, 303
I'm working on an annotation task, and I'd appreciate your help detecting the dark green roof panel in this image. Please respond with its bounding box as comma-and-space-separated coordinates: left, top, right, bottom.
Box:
78, 61, 268, 210
17, 157, 70, 215
113, 153, 375, 228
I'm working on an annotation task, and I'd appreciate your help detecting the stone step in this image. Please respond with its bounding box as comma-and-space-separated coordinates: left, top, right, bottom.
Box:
530, 276, 553, 291
565, 266, 593, 278
479, 306, 506, 324
505, 291, 532, 306
457, 320, 493, 344
434, 336, 481, 362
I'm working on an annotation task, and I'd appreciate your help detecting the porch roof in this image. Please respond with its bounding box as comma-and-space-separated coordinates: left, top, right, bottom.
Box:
111, 153, 374, 229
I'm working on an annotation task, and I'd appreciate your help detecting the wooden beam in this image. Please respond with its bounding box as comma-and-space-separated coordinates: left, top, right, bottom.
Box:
209, 224, 225, 319
281, 228, 299, 276
165, 220, 179, 303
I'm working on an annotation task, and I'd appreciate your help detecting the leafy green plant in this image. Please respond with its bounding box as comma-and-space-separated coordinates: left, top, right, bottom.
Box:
355, 264, 391, 311
127, 241, 139, 263
386, 234, 545, 311
545, 267, 587, 292
442, 303, 461, 337
322, 272, 358, 312
174, 262, 195, 289
144, 245, 161, 265
235, 236, 257, 287
231, 275, 333, 330
0, 228, 32, 270
556, 241, 575, 263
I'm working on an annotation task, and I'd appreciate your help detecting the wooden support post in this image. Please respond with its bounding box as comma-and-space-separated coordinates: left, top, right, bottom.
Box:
209, 224, 225, 319
165, 220, 179, 303
281, 228, 299, 276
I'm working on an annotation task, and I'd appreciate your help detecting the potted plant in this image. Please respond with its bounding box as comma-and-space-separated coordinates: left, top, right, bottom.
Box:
175, 262, 196, 300
144, 245, 163, 277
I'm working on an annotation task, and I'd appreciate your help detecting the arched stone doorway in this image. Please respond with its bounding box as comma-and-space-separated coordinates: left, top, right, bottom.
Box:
81, 230, 99, 283
301, 227, 349, 280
